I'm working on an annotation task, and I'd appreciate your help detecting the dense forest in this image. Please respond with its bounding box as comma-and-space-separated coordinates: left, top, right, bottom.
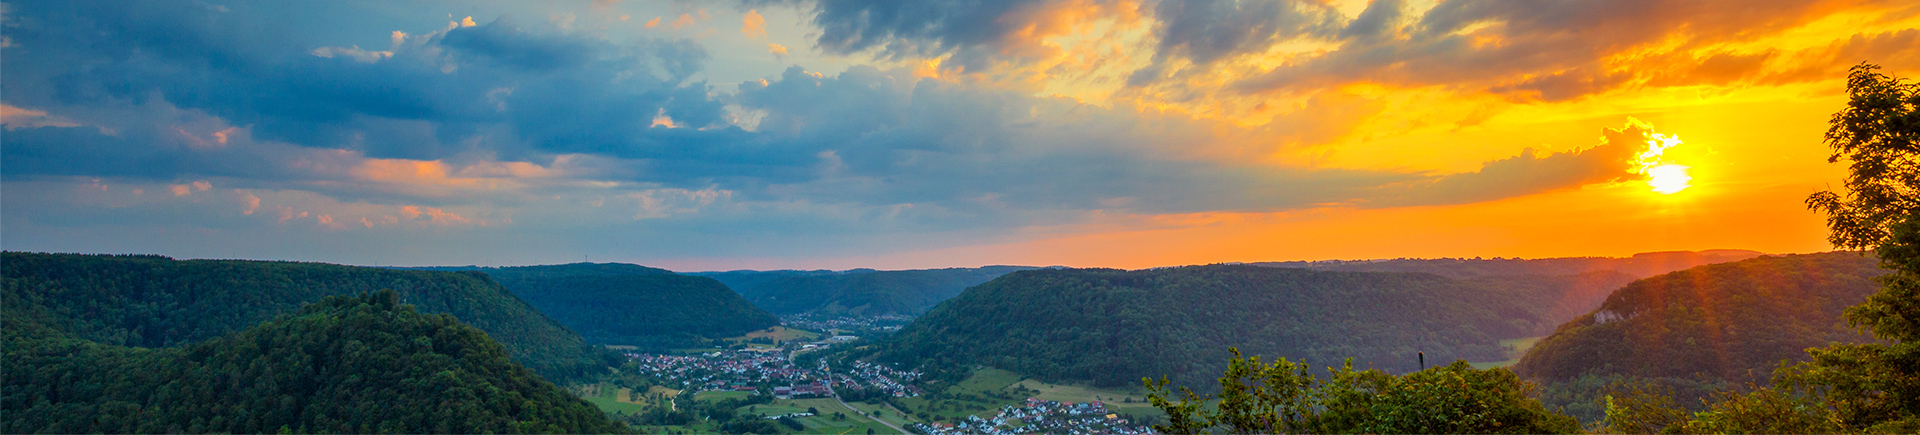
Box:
1, 252, 614, 382
695, 266, 1034, 315
2, 291, 628, 433
868, 265, 1622, 391
481, 263, 779, 347
1508, 252, 1886, 422
1256, 249, 1761, 279
1515, 252, 1883, 381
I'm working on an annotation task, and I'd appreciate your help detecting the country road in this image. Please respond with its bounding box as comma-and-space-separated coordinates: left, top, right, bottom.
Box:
834, 392, 908, 434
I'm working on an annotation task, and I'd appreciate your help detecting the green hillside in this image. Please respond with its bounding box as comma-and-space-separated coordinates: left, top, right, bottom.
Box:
2, 291, 629, 433
1514, 252, 1884, 381
0, 252, 612, 382
698, 266, 1035, 315
869, 264, 1612, 391
1509, 252, 1886, 423
483, 264, 780, 347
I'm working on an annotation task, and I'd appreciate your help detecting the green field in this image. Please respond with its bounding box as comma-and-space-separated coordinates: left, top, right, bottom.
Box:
727, 326, 823, 344
697, 390, 753, 402
1469, 335, 1547, 369
743, 401, 812, 417
1012, 378, 1160, 417
789, 398, 899, 434
892, 368, 1028, 421
738, 398, 902, 434
578, 383, 654, 414
888, 367, 1168, 425
844, 400, 915, 429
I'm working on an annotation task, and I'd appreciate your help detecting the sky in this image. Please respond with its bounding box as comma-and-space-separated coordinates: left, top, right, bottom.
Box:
4, 0, 1918, 271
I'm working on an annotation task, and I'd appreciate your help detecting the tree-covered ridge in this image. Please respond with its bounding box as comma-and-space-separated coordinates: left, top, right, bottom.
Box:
429, 262, 678, 276
696, 266, 1035, 315
482, 265, 780, 346
1255, 249, 1762, 279
0, 252, 612, 382
1512, 252, 1885, 383
873, 265, 1607, 391
2, 291, 629, 433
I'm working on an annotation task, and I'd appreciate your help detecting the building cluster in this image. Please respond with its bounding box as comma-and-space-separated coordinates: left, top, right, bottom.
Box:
773, 382, 833, 399
780, 314, 914, 333
825, 360, 924, 398
624, 349, 822, 392
909, 399, 1154, 435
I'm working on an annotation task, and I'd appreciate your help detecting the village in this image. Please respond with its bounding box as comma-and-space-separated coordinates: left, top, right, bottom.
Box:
620, 338, 1153, 435
779, 314, 915, 336
621, 340, 924, 399
908, 399, 1155, 435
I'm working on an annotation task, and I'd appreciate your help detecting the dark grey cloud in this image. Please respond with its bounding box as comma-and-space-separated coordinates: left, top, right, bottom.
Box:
1129, 0, 1343, 85
1339, 0, 1404, 42
1236, 0, 1864, 100
3, 0, 729, 164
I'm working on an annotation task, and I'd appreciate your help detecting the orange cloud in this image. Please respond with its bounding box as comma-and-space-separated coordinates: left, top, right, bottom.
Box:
768, 43, 788, 59
0, 104, 81, 128
743, 9, 767, 39
239, 191, 260, 215
670, 13, 694, 30
645, 16, 661, 28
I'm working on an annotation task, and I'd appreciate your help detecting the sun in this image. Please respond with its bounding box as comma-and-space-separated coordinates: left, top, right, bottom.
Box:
1633, 124, 1691, 194
1647, 164, 1691, 194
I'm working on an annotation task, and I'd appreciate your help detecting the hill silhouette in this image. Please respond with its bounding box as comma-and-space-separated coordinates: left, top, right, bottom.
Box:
695, 266, 1035, 315
869, 264, 1627, 391
2, 291, 628, 433
482, 263, 780, 347
1, 252, 613, 382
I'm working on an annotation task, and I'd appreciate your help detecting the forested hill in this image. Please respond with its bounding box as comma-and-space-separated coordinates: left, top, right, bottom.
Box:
868, 265, 1614, 391
693, 266, 1036, 315
1513, 252, 1885, 382
1256, 249, 1763, 279
2, 291, 629, 433
418, 262, 676, 276
0, 252, 612, 382
482, 264, 780, 346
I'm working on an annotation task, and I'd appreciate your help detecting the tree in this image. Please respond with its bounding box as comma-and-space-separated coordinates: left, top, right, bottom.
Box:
1807, 63, 1920, 252
1786, 62, 1920, 434
1655, 62, 1920, 434
1143, 348, 1578, 434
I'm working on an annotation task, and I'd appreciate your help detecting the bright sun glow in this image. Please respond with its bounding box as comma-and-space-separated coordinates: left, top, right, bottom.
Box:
1647, 164, 1692, 194
1634, 126, 1691, 194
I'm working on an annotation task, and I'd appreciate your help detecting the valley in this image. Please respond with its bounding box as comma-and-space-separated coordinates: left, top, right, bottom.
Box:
1, 248, 1897, 434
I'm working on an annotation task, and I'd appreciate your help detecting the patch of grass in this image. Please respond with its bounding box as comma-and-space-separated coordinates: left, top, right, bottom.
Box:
891, 367, 1172, 426
727, 326, 822, 344
697, 390, 752, 402
893, 368, 1028, 421
579, 383, 654, 414
844, 400, 915, 429
1469, 335, 1547, 369
789, 398, 898, 434
1011, 377, 1163, 420
741, 399, 811, 417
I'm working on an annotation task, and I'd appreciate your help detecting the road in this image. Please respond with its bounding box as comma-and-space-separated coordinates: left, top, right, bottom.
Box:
834, 392, 909, 434
823, 362, 910, 435
788, 345, 912, 434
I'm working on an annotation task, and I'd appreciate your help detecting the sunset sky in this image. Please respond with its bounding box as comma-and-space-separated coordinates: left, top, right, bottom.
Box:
5, 0, 1919, 271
